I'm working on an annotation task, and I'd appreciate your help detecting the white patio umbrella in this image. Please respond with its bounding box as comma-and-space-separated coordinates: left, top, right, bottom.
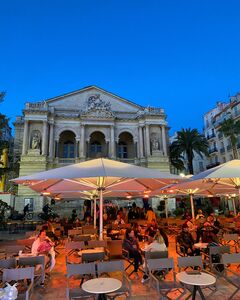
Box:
152, 180, 236, 219
12, 158, 182, 239
185, 160, 240, 215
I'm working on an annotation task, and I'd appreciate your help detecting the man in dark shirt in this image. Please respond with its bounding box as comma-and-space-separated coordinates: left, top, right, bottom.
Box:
177, 223, 195, 255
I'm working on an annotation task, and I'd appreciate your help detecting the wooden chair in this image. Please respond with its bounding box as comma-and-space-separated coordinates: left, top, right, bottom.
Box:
66, 263, 96, 300
2, 267, 35, 300
106, 240, 123, 259
97, 260, 131, 299
222, 234, 239, 252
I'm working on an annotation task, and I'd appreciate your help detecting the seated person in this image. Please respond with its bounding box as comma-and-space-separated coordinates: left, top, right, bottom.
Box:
196, 209, 205, 220
141, 230, 168, 283
145, 219, 158, 238
204, 215, 221, 234
113, 214, 125, 226
177, 224, 195, 255
31, 229, 56, 272
202, 223, 219, 244
73, 217, 82, 228
123, 228, 143, 278
84, 215, 92, 226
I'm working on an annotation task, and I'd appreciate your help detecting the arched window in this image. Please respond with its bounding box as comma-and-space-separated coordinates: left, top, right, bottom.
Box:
91, 141, 102, 154
63, 141, 74, 158
118, 142, 128, 158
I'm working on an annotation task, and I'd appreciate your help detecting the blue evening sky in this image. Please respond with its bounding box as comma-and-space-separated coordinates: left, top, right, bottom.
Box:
1, 0, 240, 135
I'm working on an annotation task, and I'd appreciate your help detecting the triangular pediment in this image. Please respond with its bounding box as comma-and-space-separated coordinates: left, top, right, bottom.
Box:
46, 86, 143, 113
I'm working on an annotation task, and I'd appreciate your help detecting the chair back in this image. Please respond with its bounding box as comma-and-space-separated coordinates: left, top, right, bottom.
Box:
147, 257, 174, 272
3, 267, 34, 282
66, 262, 96, 278
82, 251, 105, 263
65, 241, 85, 251
73, 235, 91, 242
82, 227, 98, 235
107, 240, 123, 258
222, 253, 240, 265
88, 240, 107, 248
222, 233, 239, 241
0, 258, 16, 269
177, 256, 203, 270
97, 260, 125, 274
209, 245, 230, 256
19, 255, 45, 268
68, 229, 82, 237
145, 251, 168, 260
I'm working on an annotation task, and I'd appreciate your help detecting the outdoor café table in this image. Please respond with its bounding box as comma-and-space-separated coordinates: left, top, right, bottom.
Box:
78, 247, 105, 255
176, 271, 216, 300
82, 277, 122, 300
194, 242, 209, 249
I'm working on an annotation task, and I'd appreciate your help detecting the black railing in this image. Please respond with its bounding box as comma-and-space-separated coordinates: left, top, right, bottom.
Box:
208, 147, 218, 154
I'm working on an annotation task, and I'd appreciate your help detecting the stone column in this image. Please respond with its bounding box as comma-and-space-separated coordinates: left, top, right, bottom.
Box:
134, 140, 138, 158
49, 123, 54, 158
110, 125, 115, 159
138, 126, 144, 158
80, 125, 85, 158
145, 125, 151, 157
162, 125, 167, 156
55, 140, 59, 158
42, 121, 48, 155
75, 139, 80, 158
22, 120, 29, 155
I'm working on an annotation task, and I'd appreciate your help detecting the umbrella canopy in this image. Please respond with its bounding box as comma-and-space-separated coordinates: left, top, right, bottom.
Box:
12, 158, 182, 239
152, 180, 237, 219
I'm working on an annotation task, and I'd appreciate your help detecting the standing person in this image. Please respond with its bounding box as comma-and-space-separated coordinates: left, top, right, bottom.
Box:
146, 207, 156, 224
123, 228, 143, 278
23, 203, 30, 216
71, 209, 77, 223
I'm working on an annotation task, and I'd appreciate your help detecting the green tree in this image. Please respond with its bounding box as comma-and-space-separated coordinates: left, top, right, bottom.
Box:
169, 143, 185, 172
171, 128, 209, 175
219, 117, 240, 159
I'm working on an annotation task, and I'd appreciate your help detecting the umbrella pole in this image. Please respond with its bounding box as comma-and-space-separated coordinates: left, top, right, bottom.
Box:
190, 193, 195, 219
164, 196, 168, 219
93, 197, 97, 229
233, 196, 237, 216
99, 188, 103, 240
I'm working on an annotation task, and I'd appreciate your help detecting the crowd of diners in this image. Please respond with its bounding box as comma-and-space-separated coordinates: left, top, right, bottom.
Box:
16, 202, 240, 287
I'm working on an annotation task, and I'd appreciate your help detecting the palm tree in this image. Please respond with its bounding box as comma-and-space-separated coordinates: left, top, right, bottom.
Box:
219, 117, 240, 159
171, 128, 209, 174
169, 143, 185, 172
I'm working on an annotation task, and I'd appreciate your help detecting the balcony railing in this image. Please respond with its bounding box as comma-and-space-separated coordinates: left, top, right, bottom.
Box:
207, 133, 216, 140
206, 162, 220, 169
226, 144, 232, 151
208, 147, 218, 154
218, 132, 223, 139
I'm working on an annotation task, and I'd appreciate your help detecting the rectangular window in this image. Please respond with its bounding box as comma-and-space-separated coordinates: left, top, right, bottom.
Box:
24, 198, 34, 212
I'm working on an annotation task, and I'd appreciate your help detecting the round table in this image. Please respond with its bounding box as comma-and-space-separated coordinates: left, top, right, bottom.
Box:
82, 277, 122, 300
176, 271, 216, 300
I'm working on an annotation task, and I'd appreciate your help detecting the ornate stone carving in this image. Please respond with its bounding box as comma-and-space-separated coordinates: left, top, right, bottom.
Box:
150, 133, 160, 151
137, 106, 165, 117
82, 94, 115, 118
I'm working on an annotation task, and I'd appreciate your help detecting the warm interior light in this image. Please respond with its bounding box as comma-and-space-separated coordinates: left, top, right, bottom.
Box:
54, 197, 61, 200
143, 194, 149, 198
179, 173, 185, 177
126, 195, 132, 199
42, 191, 51, 196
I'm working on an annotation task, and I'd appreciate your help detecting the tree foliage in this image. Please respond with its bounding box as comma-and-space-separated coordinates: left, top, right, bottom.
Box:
219, 117, 240, 159
170, 128, 209, 175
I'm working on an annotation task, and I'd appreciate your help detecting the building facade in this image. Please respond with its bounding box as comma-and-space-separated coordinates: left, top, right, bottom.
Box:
203, 93, 240, 168
13, 86, 170, 212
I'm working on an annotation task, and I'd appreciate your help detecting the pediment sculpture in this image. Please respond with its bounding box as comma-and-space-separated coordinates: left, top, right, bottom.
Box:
82, 94, 115, 118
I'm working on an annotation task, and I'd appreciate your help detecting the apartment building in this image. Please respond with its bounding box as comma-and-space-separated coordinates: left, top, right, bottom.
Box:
203, 93, 240, 168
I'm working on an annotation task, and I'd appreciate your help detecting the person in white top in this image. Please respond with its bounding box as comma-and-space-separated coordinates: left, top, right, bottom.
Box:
113, 214, 125, 226
141, 231, 168, 283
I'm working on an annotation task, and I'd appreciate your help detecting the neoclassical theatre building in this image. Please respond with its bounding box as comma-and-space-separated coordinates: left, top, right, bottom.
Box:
14, 86, 170, 212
